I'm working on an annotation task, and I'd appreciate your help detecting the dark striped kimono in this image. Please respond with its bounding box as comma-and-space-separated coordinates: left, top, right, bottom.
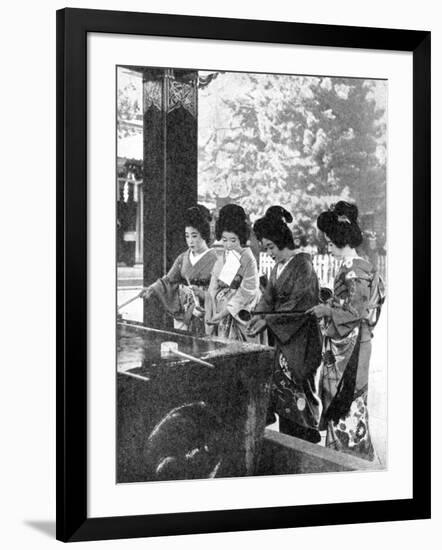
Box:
256, 252, 322, 442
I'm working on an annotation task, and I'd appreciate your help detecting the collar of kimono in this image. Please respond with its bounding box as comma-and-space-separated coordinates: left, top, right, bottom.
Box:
277, 252, 297, 265
276, 255, 295, 278
188, 247, 210, 265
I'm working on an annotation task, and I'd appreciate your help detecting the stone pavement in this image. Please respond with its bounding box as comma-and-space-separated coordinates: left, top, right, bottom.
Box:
117, 265, 143, 287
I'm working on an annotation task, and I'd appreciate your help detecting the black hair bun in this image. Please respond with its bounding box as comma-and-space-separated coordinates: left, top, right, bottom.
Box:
316, 211, 335, 234
218, 204, 246, 223
184, 204, 212, 243
316, 201, 362, 249
215, 204, 249, 246
253, 205, 295, 250
265, 205, 293, 224
333, 201, 358, 223
185, 205, 212, 226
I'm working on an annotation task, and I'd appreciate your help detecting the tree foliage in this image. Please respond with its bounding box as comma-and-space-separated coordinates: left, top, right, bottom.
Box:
198, 73, 386, 234
117, 77, 142, 139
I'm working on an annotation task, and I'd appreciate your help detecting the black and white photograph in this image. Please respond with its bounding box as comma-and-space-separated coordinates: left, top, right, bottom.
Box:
1, 1, 437, 547
116, 66, 388, 483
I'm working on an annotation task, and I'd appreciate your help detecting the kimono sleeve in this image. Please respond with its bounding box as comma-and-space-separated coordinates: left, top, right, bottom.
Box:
226, 252, 259, 320
328, 265, 372, 338
266, 256, 319, 344
164, 253, 185, 283
207, 255, 223, 299
255, 272, 275, 314
204, 256, 223, 335
148, 253, 185, 316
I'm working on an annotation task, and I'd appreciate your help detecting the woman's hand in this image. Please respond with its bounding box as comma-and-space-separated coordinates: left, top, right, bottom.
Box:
247, 316, 267, 336
139, 287, 153, 299
206, 307, 229, 325
306, 304, 332, 318
191, 285, 205, 300
192, 304, 205, 318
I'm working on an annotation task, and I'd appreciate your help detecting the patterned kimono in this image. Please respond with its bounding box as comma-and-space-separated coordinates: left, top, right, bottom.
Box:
149, 249, 218, 335
206, 247, 260, 342
256, 253, 323, 441
319, 256, 385, 460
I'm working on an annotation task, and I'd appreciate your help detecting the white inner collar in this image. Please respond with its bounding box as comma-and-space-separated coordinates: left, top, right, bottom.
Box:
189, 248, 210, 266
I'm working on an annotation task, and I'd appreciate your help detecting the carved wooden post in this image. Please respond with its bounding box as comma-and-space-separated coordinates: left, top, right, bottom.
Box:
142, 68, 198, 327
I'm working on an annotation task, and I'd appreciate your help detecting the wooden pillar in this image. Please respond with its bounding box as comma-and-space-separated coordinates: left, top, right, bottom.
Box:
142, 68, 198, 327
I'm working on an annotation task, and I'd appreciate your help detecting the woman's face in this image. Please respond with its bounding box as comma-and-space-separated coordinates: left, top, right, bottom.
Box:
325, 234, 343, 258
261, 238, 284, 262
221, 231, 242, 253
185, 226, 206, 254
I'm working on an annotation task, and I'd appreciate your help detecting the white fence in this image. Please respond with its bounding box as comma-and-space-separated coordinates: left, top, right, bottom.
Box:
259, 253, 386, 290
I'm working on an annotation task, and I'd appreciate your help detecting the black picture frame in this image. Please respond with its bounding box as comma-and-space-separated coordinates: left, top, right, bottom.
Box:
56, 7, 431, 542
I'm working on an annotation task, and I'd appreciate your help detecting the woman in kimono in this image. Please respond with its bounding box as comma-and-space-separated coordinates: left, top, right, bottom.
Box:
206, 204, 260, 342
247, 206, 323, 443
307, 202, 385, 460
140, 205, 218, 335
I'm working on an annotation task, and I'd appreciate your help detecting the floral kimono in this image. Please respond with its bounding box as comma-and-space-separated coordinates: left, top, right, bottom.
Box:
319, 256, 385, 460
206, 247, 260, 342
149, 248, 218, 335
256, 252, 322, 441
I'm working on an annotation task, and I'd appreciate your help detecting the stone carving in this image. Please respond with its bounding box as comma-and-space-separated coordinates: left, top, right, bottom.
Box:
168, 78, 197, 118
143, 79, 162, 112
142, 71, 197, 116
